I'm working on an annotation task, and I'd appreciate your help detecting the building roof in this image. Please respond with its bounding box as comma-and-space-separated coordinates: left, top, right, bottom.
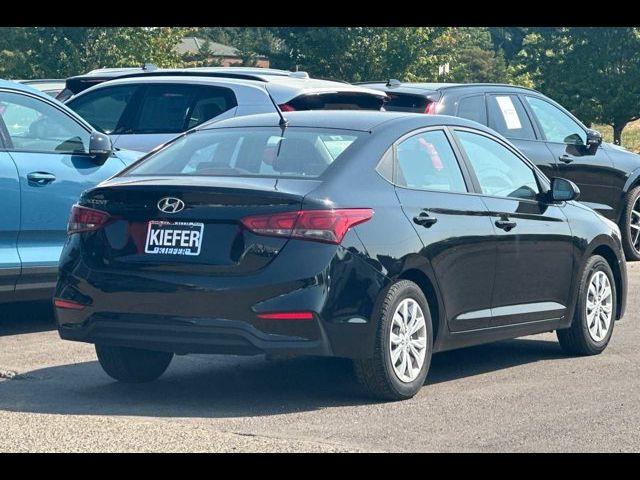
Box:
177, 37, 241, 58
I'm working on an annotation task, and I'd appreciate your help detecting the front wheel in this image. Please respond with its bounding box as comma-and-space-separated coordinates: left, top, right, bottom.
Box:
621, 186, 640, 261
557, 255, 616, 356
354, 280, 433, 401
95, 344, 173, 383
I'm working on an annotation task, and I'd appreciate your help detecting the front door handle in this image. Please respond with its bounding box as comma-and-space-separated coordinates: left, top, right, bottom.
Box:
413, 211, 438, 228
27, 172, 56, 185
495, 218, 517, 231
559, 155, 574, 164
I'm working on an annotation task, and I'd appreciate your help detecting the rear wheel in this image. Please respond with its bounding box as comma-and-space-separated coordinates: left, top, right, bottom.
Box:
354, 280, 433, 401
95, 344, 173, 383
557, 255, 616, 355
621, 186, 640, 261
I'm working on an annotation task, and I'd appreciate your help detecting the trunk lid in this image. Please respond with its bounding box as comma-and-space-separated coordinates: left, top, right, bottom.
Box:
80, 176, 321, 275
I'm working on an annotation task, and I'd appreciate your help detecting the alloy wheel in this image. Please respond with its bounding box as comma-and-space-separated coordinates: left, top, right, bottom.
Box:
586, 271, 613, 342
629, 196, 640, 254
389, 298, 427, 383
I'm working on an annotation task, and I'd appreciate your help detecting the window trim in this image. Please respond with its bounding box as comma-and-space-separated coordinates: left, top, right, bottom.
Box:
521, 94, 588, 146
486, 93, 540, 142
0, 88, 93, 155
375, 125, 475, 195
448, 126, 550, 203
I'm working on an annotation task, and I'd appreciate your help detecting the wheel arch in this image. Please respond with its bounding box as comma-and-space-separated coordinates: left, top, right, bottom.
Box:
619, 169, 640, 224
397, 268, 444, 345
590, 243, 624, 320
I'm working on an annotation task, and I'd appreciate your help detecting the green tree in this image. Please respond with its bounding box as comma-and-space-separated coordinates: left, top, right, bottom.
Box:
523, 27, 640, 145
0, 27, 189, 79
270, 27, 455, 82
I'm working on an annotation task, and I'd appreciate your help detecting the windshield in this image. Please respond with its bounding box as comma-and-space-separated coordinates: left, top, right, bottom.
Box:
124, 127, 365, 179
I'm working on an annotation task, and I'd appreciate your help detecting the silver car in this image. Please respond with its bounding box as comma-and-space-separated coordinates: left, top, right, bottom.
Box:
65, 68, 387, 153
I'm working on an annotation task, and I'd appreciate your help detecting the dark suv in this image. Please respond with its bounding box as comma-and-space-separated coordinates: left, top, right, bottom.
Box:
360, 81, 640, 260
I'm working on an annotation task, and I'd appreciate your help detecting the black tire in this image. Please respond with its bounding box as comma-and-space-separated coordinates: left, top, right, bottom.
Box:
620, 185, 640, 261
95, 344, 173, 383
557, 255, 616, 356
354, 280, 433, 401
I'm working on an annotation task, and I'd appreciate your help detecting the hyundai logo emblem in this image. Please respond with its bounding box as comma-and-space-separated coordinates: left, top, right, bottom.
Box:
157, 197, 185, 214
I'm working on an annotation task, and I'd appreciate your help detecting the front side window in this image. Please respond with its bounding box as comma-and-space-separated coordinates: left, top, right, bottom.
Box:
0, 91, 89, 154
395, 130, 467, 193
67, 84, 140, 134
525, 96, 587, 145
124, 127, 364, 179
456, 130, 540, 200
487, 94, 536, 140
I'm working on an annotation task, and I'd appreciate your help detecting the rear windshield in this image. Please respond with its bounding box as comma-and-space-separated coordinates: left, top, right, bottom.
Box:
286, 92, 384, 111
384, 92, 432, 113
124, 127, 365, 179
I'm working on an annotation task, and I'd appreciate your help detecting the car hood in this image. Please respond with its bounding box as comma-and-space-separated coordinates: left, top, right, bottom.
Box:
113, 147, 147, 166
604, 142, 635, 154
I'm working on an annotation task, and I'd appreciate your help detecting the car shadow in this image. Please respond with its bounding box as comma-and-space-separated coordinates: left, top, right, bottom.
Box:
0, 301, 56, 336
0, 336, 568, 418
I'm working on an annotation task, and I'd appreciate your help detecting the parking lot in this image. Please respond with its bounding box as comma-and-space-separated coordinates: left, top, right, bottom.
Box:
0, 262, 638, 452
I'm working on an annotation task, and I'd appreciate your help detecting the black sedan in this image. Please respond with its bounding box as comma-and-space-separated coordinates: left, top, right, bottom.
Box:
55, 111, 627, 400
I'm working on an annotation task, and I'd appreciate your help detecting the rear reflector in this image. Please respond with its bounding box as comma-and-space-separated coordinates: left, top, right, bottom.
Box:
54, 298, 86, 310
67, 204, 112, 234
257, 312, 314, 320
241, 209, 373, 244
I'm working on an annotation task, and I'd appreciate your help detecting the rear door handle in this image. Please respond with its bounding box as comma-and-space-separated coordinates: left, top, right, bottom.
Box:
27, 172, 56, 185
559, 155, 574, 164
495, 218, 517, 231
413, 211, 438, 228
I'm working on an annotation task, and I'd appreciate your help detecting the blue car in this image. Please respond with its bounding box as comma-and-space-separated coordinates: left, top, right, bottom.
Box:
0, 79, 142, 303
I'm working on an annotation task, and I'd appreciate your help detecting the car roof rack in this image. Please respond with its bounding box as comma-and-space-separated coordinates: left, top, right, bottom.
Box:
88, 67, 311, 84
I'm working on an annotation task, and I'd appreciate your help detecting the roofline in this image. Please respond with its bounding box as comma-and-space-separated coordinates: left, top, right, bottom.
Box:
355, 81, 540, 94
17, 79, 65, 83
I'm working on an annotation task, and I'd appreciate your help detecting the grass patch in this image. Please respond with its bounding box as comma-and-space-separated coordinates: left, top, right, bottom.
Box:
593, 119, 640, 153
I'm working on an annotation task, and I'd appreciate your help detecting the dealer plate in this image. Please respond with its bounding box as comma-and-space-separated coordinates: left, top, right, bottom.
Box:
144, 221, 204, 256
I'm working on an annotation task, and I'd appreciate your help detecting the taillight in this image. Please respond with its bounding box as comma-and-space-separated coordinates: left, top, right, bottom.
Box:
67, 205, 112, 234
279, 103, 296, 112
424, 101, 437, 114
241, 209, 374, 245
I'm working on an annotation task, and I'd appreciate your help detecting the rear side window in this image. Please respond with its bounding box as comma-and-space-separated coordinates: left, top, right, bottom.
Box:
395, 130, 467, 193
384, 92, 431, 113
124, 127, 364, 179
67, 84, 140, 134
284, 93, 383, 111
133, 84, 236, 134
487, 94, 536, 140
457, 95, 487, 125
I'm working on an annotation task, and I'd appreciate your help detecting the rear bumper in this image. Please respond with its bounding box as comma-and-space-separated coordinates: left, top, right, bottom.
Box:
55, 236, 390, 358
58, 313, 331, 356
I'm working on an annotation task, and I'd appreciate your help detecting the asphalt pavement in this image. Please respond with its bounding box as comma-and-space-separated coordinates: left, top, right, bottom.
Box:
1, 264, 639, 452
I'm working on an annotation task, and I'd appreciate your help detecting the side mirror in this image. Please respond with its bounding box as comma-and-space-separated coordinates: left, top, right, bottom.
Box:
89, 131, 113, 166
550, 177, 580, 202
586, 128, 603, 152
